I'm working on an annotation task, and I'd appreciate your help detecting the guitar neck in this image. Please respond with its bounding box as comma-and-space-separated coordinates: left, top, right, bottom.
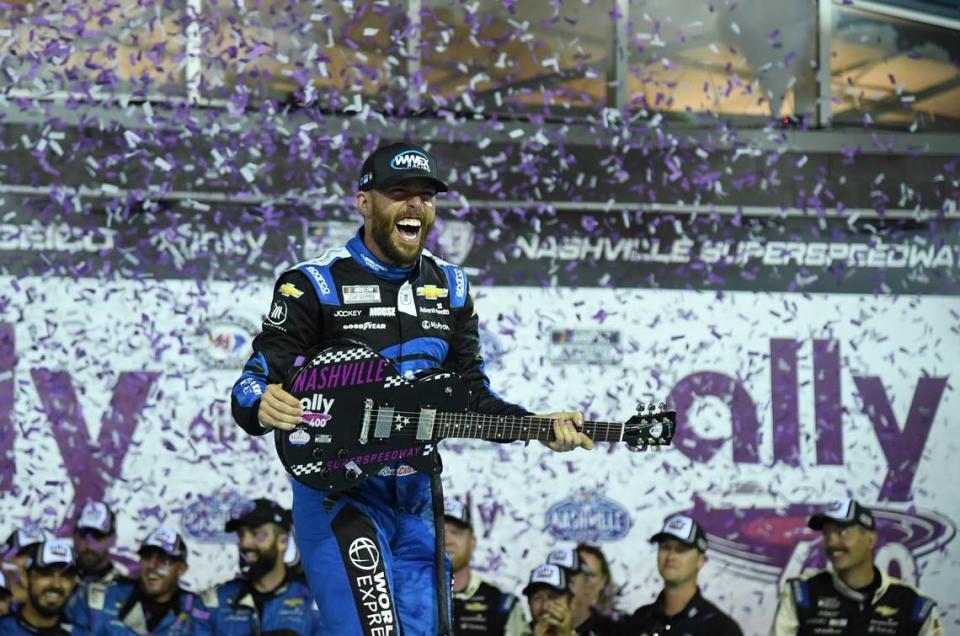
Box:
434, 412, 625, 444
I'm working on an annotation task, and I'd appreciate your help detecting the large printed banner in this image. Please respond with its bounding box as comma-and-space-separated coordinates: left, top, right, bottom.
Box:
2, 206, 959, 295
0, 218, 958, 635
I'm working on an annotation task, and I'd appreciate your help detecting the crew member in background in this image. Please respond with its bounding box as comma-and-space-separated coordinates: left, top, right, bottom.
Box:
544, 548, 619, 636
73, 502, 123, 585
1, 528, 46, 608
200, 498, 320, 635
622, 515, 742, 636
86, 527, 205, 635
770, 499, 943, 636
0, 540, 79, 635
445, 498, 525, 635
521, 564, 576, 636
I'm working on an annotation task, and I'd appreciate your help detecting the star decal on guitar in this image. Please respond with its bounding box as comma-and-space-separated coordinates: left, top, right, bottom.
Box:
394, 414, 410, 431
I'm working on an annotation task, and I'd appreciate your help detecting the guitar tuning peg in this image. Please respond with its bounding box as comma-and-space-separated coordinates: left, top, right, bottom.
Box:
628, 443, 648, 453
636, 403, 646, 414
657, 401, 666, 412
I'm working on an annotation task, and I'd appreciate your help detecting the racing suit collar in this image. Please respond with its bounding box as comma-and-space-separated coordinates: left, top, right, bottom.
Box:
831, 566, 887, 604
347, 228, 418, 281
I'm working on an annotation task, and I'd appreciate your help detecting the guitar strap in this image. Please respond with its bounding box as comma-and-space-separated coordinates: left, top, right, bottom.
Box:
431, 471, 453, 636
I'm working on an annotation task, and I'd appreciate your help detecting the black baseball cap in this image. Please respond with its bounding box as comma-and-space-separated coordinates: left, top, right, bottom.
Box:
650, 515, 709, 552
522, 564, 573, 597
443, 498, 472, 530
808, 499, 876, 531
225, 499, 292, 533
357, 142, 449, 193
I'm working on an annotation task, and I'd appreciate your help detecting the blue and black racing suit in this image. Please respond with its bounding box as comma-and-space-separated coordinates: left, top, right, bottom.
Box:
198, 575, 320, 635
230, 228, 529, 635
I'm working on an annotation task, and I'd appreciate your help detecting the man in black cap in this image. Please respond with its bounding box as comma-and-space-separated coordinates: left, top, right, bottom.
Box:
0, 539, 78, 635
621, 515, 742, 636
230, 141, 592, 635
445, 498, 524, 635
85, 527, 205, 635
770, 499, 943, 636
199, 498, 320, 634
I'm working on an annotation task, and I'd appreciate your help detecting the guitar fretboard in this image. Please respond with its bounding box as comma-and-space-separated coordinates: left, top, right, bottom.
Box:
434, 412, 629, 443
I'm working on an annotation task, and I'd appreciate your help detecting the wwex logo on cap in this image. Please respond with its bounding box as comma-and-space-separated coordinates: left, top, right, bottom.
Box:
808, 498, 876, 531
649, 515, 709, 552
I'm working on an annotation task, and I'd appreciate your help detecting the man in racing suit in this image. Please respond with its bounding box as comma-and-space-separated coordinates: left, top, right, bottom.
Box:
769, 499, 943, 636
231, 142, 593, 635
199, 498, 320, 635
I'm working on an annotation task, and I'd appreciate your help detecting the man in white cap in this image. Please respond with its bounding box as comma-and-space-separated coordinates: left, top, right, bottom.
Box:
1, 528, 45, 608
445, 497, 525, 635
0, 539, 78, 635
521, 564, 576, 636
770, 499, 943, 636
623, 515, 742, 636
86, 527, 205, 635
544, 547, 620, 635
72, 502, 121, 585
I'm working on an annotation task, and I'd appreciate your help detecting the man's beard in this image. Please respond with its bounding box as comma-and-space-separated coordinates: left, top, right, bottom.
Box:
78, 550, 108, 574
240, 543, 280, 582
29, 586, 68, 617
369, 201, 433, 267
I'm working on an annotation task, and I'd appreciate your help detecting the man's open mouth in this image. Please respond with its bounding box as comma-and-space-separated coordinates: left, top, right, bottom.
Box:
396, 218, 422, 243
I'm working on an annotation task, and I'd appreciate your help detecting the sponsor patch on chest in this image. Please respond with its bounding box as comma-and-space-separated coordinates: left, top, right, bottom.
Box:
342, 285, 381, 304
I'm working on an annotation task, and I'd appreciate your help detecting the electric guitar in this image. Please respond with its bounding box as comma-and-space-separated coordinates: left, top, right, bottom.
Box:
275, 343, 676, 493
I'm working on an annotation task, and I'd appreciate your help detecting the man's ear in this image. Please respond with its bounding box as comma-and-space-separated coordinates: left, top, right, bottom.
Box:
177, 562, 189, 576
356, 191, 371, 219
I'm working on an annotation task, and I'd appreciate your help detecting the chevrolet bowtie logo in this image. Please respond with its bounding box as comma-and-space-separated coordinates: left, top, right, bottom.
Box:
279, 283, 304, 298
416, 285, 448, 301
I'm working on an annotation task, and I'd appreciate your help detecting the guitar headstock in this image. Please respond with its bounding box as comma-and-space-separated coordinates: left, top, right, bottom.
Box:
623, 402, 676, 452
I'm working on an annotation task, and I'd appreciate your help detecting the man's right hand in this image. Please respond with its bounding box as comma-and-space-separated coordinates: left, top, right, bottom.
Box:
257, 384, 303, 431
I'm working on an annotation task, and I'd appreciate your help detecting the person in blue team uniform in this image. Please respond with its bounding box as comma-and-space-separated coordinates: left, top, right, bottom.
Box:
0, 539, 80, 635
231, 142, 593, 635
2, 528, 46, 611
198, 498, 320, 635
66, 501, 126, 631
85, 527, 205, 635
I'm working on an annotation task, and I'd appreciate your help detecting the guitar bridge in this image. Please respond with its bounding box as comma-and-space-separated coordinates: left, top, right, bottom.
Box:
360, 398, 373, 445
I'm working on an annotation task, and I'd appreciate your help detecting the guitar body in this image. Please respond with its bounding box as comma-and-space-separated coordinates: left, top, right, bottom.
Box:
275, 342, 469, 492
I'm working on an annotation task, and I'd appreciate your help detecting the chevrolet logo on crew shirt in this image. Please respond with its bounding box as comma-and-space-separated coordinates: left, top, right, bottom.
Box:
416, 285, 448, 301
279, 283, 304, 298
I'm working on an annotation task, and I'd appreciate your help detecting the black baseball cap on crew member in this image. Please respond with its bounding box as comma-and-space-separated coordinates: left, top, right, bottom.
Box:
443, 498, 472, 530
522, 563, 574, 597
808, 498, 877, 531
357, 142, 449, 193
225, 498, 292, 533
649, 515, 709, 552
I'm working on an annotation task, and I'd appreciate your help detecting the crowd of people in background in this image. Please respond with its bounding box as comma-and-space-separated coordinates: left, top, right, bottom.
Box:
0, 497, 944, 635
